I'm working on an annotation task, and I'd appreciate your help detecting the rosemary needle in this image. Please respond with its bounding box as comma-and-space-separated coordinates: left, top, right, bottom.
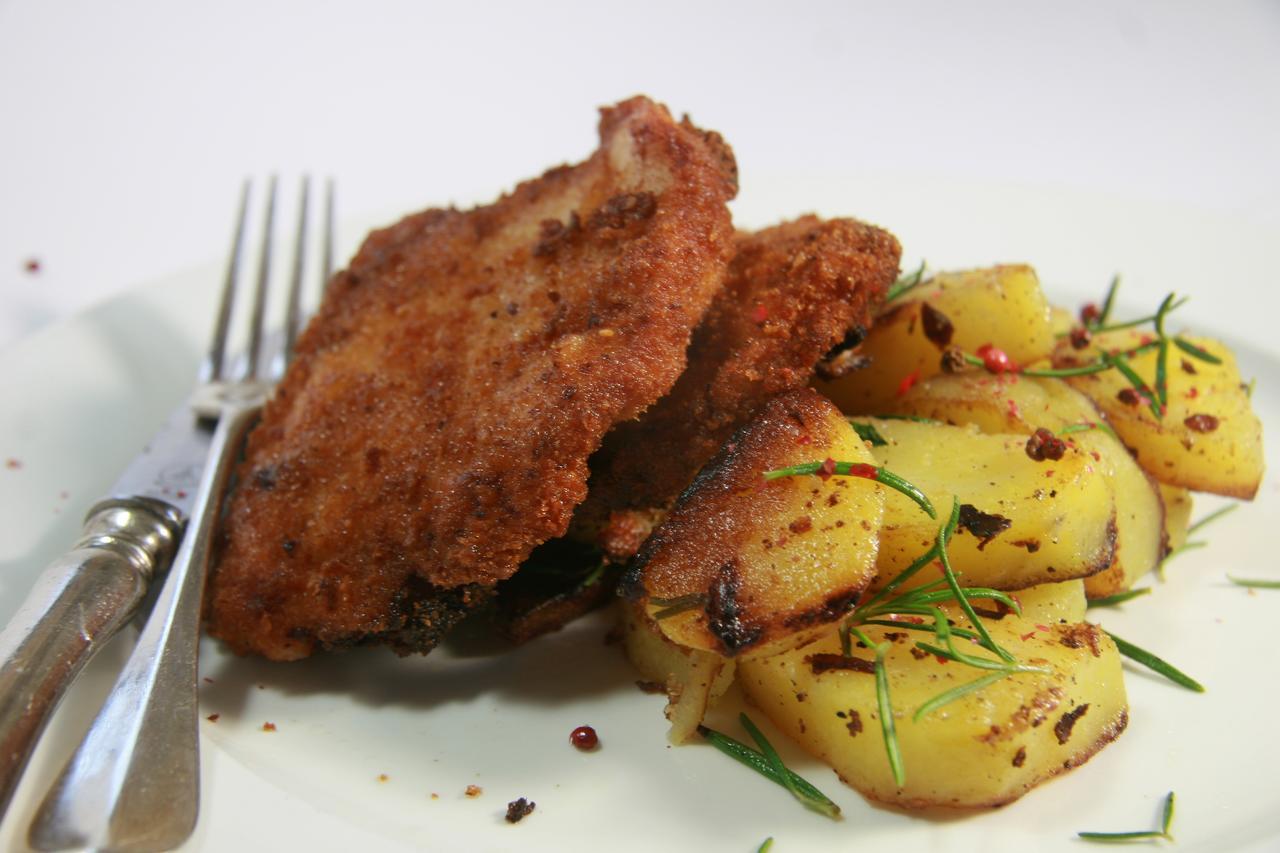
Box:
1078, 791, 1176, 842
697, 724, 841, 819
1106, 632, 1205, 692
1087, 588, 1153, 608
1228, 575, 1280, 589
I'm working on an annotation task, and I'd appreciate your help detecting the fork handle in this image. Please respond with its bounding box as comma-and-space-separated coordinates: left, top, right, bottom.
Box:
0, 498, 183, 823
29, 403, 258, 853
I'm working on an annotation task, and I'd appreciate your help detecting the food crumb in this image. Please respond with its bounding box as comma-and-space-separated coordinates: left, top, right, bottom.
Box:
23, 258, 40, 274
505, 797, 536, 823
203, 677, 215, 684
5, 458, 21, 470
206, 713, 220, 723
430, 793, 440, 800
377, 774, 389, 783
261, 722, 277, 732
635, 680, 665, 694
465, 784, 483, 798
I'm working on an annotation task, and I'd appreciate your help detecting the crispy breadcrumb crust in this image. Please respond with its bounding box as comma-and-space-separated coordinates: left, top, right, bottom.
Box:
206, 96, 737, 660
577, 215, 900, 541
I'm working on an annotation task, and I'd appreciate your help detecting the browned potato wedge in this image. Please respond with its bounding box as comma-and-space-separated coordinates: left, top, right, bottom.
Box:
816, 265, 1054, 414
618, 599, 734, 743
739, 598, 1127, 808
1014, 578, 1087, 624
889, 374, 1165, 597
623, 388, 883, 657
861, 418, 1116, 591
1052, 329, 1264, 498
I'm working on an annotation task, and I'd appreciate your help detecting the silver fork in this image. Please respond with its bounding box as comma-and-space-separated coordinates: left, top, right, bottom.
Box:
28, 176, 333, 853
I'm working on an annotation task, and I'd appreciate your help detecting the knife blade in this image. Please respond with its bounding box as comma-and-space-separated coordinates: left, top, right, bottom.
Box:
0, 396, 213, 823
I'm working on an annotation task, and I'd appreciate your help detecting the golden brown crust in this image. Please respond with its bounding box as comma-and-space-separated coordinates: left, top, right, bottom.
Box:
206, 96, 737, 660
577, 215, 900, 538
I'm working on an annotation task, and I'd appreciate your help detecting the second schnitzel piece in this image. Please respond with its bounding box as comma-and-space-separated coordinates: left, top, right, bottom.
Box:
577, 215, 901, 559
206, 96, 738, 661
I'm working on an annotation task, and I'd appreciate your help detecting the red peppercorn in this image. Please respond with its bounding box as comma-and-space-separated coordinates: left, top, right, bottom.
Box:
1080, 303, 1100, 325
976, 344, 1016, 374
1069, 326, 1092, 350
570, 725, 598, 750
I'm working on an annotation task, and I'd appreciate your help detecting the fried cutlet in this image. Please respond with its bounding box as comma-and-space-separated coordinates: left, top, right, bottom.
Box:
205, 96, 738, 661
576, 215, 901, 559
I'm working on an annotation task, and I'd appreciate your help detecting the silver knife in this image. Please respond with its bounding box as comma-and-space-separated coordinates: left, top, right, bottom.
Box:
0, 398, 212, 822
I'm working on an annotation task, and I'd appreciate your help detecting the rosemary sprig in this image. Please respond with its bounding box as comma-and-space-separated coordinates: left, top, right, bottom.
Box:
870, 413, 941, 425
1107, 352, 1163, 420
848, 421, 888, 447
1078, 791, 1176, 843
934, 499, 1014, 662
913, 670, 1012, 721
763, 459, 936, 519
650, 593, 707, 620
1187, 503, 1238, 535
1093, 274, 1121, 328
740, 713, 816, 816
1172, 336, 1222, 365
1058, 420, 1121, 442
698, 721, 842, 819
1087, 587, 1152, 608
1228, 575, 1280, 589
1106, 631, 1205, 692
885, 260, 927, 303
1093, 296, 1189, 333
851, 627, 904, 788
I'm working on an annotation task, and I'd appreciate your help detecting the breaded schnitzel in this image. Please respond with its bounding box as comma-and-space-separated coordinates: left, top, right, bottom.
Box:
577, 215, 901, 559
206, 96, 738, 660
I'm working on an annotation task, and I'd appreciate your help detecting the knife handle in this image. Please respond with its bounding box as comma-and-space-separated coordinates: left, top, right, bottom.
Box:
0, 498, 183, 823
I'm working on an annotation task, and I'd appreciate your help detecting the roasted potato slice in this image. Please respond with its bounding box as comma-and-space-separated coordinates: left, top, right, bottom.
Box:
1052, 329, 1264, 498
860, 418, 1116, 591
816, 265, 1054, 414
739, 595, 1127, 808
888, 374, 1165, 597
618, 599, 734, 743
623, 389, 883, 657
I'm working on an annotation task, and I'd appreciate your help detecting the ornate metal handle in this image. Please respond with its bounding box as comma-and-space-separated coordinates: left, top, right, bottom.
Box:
0, 498, 183, 822
30, 403, 258, 853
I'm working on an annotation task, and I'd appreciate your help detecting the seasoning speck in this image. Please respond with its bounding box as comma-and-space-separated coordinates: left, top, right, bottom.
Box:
261, 722, 276, 732
570, 725, 599, 751
505, 797, 536, 823
5, 458, 21, 470
1025, 427, 1067, 462
24, 258, 40, 274
206, 713, 220, 723
377, 774, 389, 783
465, 784, 483, 798
1184, 413, 1219, 433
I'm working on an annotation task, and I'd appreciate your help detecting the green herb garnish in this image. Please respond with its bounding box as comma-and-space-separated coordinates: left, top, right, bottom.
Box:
698, 720, 841, 819
762, 459, 935, 519
1078, 791, 1176, 842
1106, 632, 1205, 692
885, 260, 927, 303
1087, 588, 1153, 608
848, 421, 888, 447
650, 593, 707, 621
757, 838, 774, 853
1227, 576, 1280, 589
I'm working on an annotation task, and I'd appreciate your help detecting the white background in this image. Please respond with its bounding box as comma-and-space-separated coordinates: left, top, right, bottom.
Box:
1, 0, 1278, 351
1, 3, 1279, 851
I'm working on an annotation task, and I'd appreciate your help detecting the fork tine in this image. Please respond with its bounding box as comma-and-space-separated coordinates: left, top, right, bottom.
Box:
205, 180, 250, 382
283, 176, 310, 365
244, 175, 277, 380
322, 177, 335, 289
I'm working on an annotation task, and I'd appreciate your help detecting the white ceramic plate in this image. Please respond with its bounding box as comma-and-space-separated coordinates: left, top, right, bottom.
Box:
1, 176, 1277, 852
